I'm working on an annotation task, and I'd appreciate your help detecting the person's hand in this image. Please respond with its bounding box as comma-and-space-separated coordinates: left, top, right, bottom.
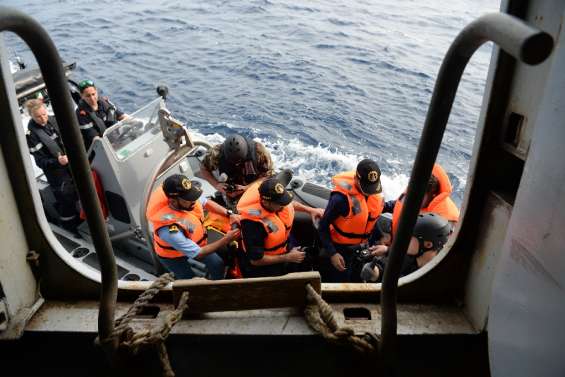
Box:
58, 155, 68, 166
369, 244, 388, 256
226, 190, 243, 198
234, 184, 247, 192
229, 214, 241, 225
285, 247, 305, 263
224, 228, 240, 243
330, 253, 346, 271
225, 184, 245, 198
215, 182, 227, 194
309, 208, 325, 222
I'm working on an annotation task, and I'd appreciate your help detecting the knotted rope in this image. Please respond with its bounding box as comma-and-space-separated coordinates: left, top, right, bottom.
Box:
96, 273, 189, 377
304, 284, 378, 353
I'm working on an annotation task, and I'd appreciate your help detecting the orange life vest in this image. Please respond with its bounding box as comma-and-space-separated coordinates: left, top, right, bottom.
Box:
146, 187, 207, 258
329, 171, 384, 246
237, 180, 295, 256
392, 164, 460, 234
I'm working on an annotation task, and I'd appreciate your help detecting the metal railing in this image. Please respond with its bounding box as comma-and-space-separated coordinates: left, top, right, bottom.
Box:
0, 7, 118, 352
379, 12, 553, 374
0, 6, 555, 370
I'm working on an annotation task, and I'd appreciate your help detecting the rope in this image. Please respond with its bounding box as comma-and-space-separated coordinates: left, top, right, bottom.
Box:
304, 284, 378, 353
96, 273, 189, 377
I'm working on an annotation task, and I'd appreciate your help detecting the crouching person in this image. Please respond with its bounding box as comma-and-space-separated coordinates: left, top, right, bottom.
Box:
147, 174, 240, 280
237, 177, 323, 278
360, 213, 451, 282
318, 159, 385, 282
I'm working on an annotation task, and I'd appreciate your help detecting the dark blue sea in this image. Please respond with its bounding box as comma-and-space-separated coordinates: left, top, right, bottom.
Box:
3, 0, 499, 203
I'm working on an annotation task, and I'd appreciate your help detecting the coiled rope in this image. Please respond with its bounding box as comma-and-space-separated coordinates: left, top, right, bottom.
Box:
304, 284, 378, 353
96, 273, 189, 377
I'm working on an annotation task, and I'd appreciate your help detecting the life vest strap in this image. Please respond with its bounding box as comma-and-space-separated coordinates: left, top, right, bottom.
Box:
155, 239, 178, 251
332, 223, 371, 239
194, 233, 208, 246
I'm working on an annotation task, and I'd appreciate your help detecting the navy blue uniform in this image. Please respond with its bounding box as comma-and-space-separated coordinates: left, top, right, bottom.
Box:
318, 193, 395, 282
75, 98, 124, 150
26, 117, 79, 225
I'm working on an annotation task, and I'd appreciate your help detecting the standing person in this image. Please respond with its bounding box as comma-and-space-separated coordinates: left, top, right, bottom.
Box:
237, 177, 324, 278
75, 79, 127, 150
318, 159, 385, 282
147, 174, 240, 280
200, 134, 274, 208
25, 99, 80, 233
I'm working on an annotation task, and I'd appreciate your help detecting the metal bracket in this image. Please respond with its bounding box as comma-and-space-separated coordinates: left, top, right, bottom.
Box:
158, 107, 194, 150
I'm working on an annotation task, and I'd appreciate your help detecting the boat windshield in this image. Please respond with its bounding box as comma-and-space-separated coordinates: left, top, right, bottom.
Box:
104, 97, 163, 160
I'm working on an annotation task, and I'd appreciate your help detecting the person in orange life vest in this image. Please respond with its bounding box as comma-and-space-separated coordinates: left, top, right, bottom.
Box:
388, 164, 460, 233
360, 213, 451, 282
237, 177, 324, 278
318, 159, 385, 282
147, 174, 240, 280
369, 165, 460, 268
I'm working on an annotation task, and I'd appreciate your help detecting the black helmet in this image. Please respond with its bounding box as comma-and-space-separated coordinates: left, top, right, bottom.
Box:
376, 213, 393, 235
223, 134, 248, 162
412, 213, 451, 251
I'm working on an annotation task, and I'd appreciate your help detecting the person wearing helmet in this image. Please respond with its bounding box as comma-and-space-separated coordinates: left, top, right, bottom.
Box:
360, 212, 451, 282
200, 134, 274, 208
75, 79, 128, 150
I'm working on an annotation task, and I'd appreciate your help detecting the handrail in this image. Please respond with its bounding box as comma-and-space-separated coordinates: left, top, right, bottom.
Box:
379, 13, 553, 374
0, 7, 118, 352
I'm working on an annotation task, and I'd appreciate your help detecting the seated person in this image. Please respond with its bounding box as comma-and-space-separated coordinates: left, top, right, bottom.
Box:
147, 174, 240, 280
25, 99, 80, 233
360, 213, 451, 282
237, 177, 324, 278
317, 159, 385, 283
75, 79, 127, 150
368, 213, 393, 247
386, 164, 460, 231
200, 134, 274, 208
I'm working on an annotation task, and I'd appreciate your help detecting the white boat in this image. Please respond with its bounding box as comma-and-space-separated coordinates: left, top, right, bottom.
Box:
13, 64, 330, 282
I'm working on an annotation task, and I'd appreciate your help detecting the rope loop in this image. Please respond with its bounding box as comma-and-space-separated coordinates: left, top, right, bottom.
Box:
304, 284, 378, 353
95, 273, 188, 377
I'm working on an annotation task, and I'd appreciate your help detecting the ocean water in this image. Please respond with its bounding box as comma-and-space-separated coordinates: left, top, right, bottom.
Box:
3, 0, 499, 203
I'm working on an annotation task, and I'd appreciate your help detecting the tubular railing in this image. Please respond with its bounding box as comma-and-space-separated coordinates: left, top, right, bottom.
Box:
0, 7, 555, 370
379, 12, 553, 374
0, 7, 118, 352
